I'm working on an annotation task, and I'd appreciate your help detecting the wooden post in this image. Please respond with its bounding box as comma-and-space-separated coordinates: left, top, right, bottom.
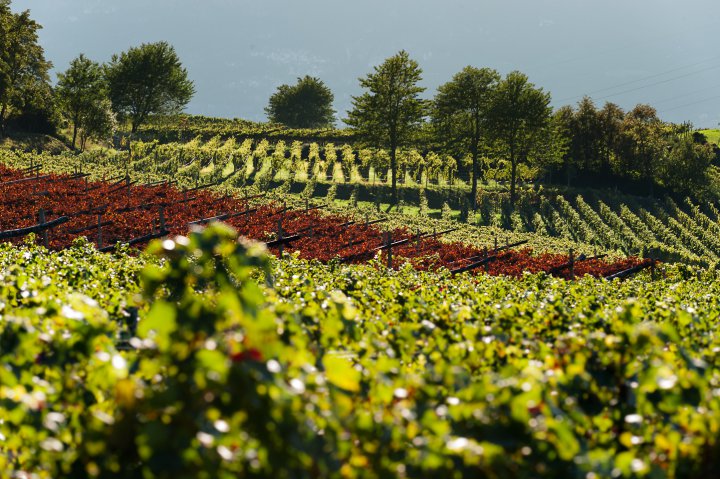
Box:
305, 198, 309, 211
415, 229, 420, 252
494, 236, 498, 252
39, 209, 49, 248
277, 219, 284, 258
569, 249, 575, 280
126, 174, 131, 204
97, 213, 103, 249
386, 231, 393, 269
159, 206, 166, 232
650, 258, 656, 281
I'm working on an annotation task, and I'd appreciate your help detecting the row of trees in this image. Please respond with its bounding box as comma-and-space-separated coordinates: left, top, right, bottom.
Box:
554, 99, 715, 195
0, 1, 194, 149
268, 52, 714, 206
346, 51, 553, 207
57, 42, 194, 149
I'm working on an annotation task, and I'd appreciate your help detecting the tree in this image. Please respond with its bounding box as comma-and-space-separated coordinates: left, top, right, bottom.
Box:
78, 98, 117, 151
616, 104, 665, 195
105, 41, 194, 133
573, 97, 603, 173
487, 71, 553, 203
56, 54, 106, 148
597, 102, 624, 174
552, 105, 576, 186
265, 76, 335, 128
659, 132, 713, 194
433, 66, 499, 209
0, 1, 53, 135
346, 50, 427, 207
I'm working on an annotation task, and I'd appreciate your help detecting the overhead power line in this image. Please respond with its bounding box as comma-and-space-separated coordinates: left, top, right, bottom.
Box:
659, 94, 720, 114
560, 56, 720, 102
593, 64, 720, 101
652, 83, 720, 106
558, 65, 720, 102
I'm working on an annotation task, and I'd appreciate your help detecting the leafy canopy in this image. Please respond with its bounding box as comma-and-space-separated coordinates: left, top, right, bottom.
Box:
433, 66, 500, 207
265, 75, 335, 128
488, 71, 553, 202
105, 41, 194, 133
346, 50, 428, 205
56, 54, 111, 148
0, 0, 53, 134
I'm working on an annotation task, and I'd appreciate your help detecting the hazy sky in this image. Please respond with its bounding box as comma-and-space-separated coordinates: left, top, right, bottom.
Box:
13, 0, 720, 127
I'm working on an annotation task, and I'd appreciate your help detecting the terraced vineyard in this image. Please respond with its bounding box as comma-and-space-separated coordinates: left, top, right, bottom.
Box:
11, 139, 720, 266
7, 137, 718, 267
476, 192, 720, 266
0, 164, 644, 279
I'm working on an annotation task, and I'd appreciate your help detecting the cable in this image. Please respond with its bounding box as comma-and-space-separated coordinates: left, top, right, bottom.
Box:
556, 56, 720, 103
659, 94, 720, 114
590, 64, 720, 102
652, 83, 720, 106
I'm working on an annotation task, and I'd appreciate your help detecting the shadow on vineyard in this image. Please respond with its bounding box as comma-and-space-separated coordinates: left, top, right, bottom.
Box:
11, 134, 716, 268
0, 162, 644, 279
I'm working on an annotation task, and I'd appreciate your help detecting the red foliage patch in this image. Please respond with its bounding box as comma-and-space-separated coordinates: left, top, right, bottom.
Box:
0, 166, 649, 279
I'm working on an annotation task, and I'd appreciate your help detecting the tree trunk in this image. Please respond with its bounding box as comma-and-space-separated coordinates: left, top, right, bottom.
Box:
390, 143, 398, 207
510, 158, 518, 204
0, 102, 7, 137
72, 124, 78, 150
471, 147, 479, 210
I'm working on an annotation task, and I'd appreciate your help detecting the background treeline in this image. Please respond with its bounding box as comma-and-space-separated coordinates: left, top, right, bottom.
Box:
552, 99, 718, 196
0, 2, 193, 150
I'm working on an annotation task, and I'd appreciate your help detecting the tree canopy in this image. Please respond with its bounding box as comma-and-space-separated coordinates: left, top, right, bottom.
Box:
105, 41, 194, 133
0, 0, 53, 135
487, 71, 554, 203
433, 66, 499, 208
56, 54, 109, 149
346, 50, 427, 207
265, 76, 335, 129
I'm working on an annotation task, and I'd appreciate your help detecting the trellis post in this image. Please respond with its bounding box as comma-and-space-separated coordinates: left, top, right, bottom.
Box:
276, 219, 284, 258
385, 231, 393, 270
39, 209, 49, 248
97, 213, 103, 249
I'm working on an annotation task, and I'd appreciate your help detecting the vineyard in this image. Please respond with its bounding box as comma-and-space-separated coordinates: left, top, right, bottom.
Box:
0, 164, 644, 279
2, 139, 720, 478
134, 114, 357, 144
6, 136, 719, 267
475, 191, 720, 266
1, 225, 719, 478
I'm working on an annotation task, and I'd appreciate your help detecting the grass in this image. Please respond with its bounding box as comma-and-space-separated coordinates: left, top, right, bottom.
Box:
699, 129, 720, 145
0, 132, 69, 154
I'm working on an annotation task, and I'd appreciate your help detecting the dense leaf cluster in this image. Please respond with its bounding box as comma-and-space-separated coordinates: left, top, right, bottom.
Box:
1, 225, 720, 477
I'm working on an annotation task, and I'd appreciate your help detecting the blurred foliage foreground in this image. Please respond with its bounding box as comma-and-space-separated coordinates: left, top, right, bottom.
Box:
1, 225, 719, 478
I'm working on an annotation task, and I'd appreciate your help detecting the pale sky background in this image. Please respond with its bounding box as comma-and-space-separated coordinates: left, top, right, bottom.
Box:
13, 0, 720, 128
